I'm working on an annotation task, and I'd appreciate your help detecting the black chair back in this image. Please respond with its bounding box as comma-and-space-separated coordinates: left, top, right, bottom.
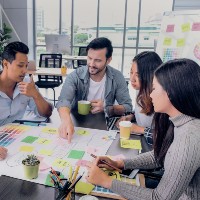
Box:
77, 47, 87, 67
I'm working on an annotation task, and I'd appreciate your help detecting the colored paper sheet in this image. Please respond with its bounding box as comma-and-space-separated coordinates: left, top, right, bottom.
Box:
86, 146, 101, 155
192, 22, 200, 31
19, 145, 34, 152
177, 38, 185, 47
166, 24, 174, 32
39, 149, 53, 156
181, 23, 190, 32
21, 136, 38, 144
52, 158, 71, 168
75, 181, 95, 194
45, 173, 64, 187
41, 127, 58, 134
163, 38, 172, 46
77, 129, 90, 135
37, 138, 51, 145
68, 150, 85, 159
104, 169, 121, 180
39, 161, 51, 171
120, 139, 142, 149
76, 159, 88, 167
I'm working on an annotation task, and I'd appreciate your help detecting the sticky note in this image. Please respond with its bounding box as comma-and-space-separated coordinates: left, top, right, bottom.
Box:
39, 149, 53, 156
19, 145, 34, 152
177, 38, 185, 47
68, 150, 85, 159
103, 169, 121, 180
37, 138, 51, 145
52, 158, 71, 168
166, 24, 174, 32
21, 136, 38, 144
45, 173, 64, 187
75, 181, 95, 194
120, 139, 142, 149
77, 129, 90, 135
163, 38, 172, 46
181, 23, 190, 32
192, 22, 200, 31
41, 127, 58, 134
76, 159, 88, 167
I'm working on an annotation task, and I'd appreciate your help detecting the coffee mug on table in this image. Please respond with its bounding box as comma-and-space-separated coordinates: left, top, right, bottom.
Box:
78, 100, 91, 115
119, 121, 132, 139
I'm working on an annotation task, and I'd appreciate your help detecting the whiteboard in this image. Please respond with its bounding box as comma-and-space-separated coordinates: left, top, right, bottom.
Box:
156, 10, 200, 65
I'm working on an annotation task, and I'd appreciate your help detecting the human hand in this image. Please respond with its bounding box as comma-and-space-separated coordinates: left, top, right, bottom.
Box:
131, 123, 145, 134
0, 146, 8, 160
18, 75, 38, 98
86, 161, 112, 188
90, 99, 104, 114
115, 114, 133, 129
94, 156, 124, 170
58, 120, 74, 143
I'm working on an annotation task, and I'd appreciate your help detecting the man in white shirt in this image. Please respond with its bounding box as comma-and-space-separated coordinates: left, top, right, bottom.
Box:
57, 37, 132, 143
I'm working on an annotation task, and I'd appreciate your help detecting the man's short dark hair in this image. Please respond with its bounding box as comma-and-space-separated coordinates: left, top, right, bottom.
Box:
2, 41, 29, 64
86, 37, 113, 59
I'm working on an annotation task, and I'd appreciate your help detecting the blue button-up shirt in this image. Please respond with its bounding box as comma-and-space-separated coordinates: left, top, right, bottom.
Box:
0, 76, 45, 126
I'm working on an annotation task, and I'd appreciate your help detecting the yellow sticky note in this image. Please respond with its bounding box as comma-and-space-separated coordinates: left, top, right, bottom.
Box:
163, 38, 172, 46
103, 169, 121, 180
37, 138, 51, 145
41, 127, 58, 134
75, 181, 95, 194
121, 176, 136, 185
181, 23, 190, 32
52, 158, 71, 168
39, 149, 53, 156
177, 38, 185, 47
19, 146, 34, 152
120, 139, 142, 149
77, 129, 90, 135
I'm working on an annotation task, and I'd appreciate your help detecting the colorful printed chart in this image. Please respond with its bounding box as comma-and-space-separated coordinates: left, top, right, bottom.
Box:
0, 123, 117, 188
156, 10, 200, 65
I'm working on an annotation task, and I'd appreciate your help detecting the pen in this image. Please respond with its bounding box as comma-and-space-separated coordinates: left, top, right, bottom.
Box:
91, 154, 122, 173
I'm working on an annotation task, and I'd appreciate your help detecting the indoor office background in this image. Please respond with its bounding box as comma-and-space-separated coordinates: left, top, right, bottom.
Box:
0, 0, 200, 103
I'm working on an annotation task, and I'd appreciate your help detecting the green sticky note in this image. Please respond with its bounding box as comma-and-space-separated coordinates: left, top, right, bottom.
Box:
75, 181, 95, 194
77, 129, 90, 135
120, 139, 142, 149
68, 150, 85, 159
177, 38, 185, 47
45, 173, 64, 187
21, 136, 38, 144
163, 38, 172, 46
181, 23, 190, 32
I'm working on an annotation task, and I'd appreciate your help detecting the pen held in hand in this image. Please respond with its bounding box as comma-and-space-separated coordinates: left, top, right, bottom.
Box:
90, 154, 122, 173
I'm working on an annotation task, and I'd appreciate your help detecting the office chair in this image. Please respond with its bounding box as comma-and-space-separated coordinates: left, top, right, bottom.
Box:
35, 54, 63, 106
74, 47, 87, 68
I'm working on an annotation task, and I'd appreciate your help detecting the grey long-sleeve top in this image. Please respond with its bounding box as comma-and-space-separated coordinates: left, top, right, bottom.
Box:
111, 114, 200, 200
56, 65, 132, 114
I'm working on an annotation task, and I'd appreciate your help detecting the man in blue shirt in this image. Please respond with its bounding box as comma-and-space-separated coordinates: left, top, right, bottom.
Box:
0, 41, 53, 159
57, 37, 132, 143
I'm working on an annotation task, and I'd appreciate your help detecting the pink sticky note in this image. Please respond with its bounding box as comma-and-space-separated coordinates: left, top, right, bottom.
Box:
192, 22, 200, 31
76, 159, 88, 167
166, 24, 175, 32
86, 146, 101, 155
39, 161, 51, 171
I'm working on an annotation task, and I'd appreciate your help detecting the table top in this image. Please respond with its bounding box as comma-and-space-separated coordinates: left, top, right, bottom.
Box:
0, 111, 148, 200
27, 68, 74, 76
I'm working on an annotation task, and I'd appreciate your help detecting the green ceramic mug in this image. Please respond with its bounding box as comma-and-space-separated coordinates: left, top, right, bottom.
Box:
78, 100, 91, 115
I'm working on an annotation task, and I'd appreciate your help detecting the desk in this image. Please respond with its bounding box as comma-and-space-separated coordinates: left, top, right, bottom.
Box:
0, 111, 146, 200
27, 68, 74, 76
63, 55, 87, 61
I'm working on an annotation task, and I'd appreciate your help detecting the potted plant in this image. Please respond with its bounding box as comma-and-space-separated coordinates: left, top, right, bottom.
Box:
22, 154, 40, 179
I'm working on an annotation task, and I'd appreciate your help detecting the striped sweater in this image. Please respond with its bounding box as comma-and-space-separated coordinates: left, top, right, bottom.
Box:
111, 114, 200, 200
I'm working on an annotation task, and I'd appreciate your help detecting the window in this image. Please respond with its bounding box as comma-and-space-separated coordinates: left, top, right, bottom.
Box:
34, 0, 174, 75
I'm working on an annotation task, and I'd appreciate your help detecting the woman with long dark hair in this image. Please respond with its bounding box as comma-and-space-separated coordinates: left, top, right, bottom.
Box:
86, 58, 200, 200
116, 51, 162, 145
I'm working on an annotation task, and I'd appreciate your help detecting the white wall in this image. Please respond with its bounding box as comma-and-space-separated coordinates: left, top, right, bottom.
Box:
0, 0, 34, 59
